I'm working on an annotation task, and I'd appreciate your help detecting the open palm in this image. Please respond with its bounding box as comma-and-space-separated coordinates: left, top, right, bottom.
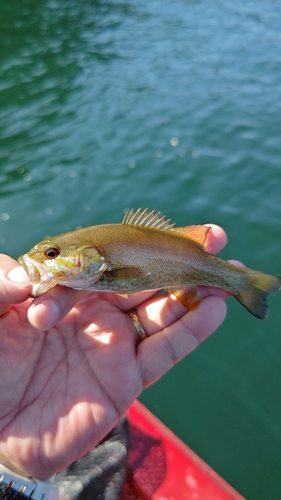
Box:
0, 225, 228, 478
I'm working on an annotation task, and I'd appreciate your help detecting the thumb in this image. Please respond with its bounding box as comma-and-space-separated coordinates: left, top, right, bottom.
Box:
0, 254, 31, 310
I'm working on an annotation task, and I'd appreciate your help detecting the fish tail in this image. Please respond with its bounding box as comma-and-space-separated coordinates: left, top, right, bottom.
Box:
234, 270, 281, 319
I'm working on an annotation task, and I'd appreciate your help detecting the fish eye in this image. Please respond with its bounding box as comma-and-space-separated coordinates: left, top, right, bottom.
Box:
44, 247, 60, 259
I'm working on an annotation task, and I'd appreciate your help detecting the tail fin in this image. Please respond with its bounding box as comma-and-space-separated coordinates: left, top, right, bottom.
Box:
234, 270, 281, 319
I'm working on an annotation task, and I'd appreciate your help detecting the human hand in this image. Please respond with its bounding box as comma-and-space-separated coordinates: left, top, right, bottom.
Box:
0, 225, 228, 479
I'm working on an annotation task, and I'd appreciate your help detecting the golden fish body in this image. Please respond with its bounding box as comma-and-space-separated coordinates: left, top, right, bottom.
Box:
18, 209, 281, 319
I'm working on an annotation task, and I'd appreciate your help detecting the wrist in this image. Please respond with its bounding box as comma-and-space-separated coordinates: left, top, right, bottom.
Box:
0, 464, 58, 500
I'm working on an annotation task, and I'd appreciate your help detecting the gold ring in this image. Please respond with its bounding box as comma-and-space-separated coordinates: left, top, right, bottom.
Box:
128, 309, 148, 341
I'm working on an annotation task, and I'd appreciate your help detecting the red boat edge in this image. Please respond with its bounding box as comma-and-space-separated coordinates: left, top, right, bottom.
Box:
120, 399, 245, 500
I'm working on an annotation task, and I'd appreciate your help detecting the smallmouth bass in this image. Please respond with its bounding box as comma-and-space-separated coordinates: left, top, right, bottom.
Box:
18, 208, 281, 319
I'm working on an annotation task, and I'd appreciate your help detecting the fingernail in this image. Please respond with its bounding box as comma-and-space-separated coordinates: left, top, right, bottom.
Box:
28, 300, 61, 330
8, 267, 31, 286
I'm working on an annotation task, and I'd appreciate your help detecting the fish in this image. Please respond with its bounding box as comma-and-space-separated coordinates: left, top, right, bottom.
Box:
18, 208, 281, 319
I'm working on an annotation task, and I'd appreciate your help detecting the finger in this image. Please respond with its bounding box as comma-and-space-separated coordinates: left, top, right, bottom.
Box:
204, 224, 227, 254
27, 286, 91, 330
137, 296, 227, 388
110, 290, 161, 311
132, 288, 226, 337
0, 254, 31, 315
228, 259, 245, 268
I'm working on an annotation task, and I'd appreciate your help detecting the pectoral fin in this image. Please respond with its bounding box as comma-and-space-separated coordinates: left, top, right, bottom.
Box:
105, 267, 150, 282
168, 286, 201, 311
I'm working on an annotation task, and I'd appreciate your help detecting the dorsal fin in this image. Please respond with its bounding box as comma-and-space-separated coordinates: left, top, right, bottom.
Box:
122, 208, 175, 230
173, 225, 210, 246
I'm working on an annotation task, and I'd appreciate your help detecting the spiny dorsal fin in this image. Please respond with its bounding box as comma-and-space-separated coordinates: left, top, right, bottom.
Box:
122, 208, 175, 230
173, 225, 210, 246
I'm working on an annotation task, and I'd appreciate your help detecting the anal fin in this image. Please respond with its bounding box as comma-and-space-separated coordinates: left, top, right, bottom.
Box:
168, 286, 201, 311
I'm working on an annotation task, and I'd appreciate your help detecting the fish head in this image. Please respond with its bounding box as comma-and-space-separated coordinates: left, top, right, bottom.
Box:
18, 239, 108, 297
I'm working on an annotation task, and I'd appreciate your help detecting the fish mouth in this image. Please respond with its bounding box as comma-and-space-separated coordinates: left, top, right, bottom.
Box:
18, 254, 56, 297
18, 254, 42, 284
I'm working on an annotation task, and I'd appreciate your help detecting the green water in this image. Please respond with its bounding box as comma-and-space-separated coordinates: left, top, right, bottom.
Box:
1, 1, 281, 498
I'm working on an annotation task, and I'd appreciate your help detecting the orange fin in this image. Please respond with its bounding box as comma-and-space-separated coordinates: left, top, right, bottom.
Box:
173, 225, 210, 247
168, 286, 201, 311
